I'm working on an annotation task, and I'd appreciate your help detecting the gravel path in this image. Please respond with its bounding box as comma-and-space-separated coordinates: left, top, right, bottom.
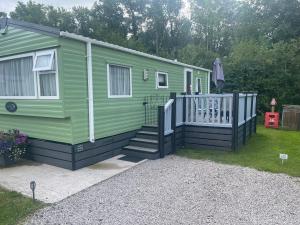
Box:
26, 156, 300, 225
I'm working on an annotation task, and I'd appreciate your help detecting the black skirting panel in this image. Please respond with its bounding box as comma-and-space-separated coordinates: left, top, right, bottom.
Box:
237, 119, 256, 148
175, 125, 184, 149
73, 130, 137, 170
183, 125, 233, 151
27, 130, 137, 170
27, 139, 73, 170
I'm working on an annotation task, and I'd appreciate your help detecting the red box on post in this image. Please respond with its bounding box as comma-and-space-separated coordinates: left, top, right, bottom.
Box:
265, 112, 279, 128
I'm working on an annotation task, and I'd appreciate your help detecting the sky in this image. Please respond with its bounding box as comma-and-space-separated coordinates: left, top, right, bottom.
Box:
0, 0, 96, 13
0, 0, 191, 17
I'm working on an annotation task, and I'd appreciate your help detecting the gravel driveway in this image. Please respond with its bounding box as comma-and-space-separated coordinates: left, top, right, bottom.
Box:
26, 155, 300, 225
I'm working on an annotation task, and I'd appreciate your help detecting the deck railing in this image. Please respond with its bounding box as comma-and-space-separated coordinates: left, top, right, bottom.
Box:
181, 94, 234, 127
175, 93, 257, 128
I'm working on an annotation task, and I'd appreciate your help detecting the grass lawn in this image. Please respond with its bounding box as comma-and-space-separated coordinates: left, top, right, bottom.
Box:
0, 186, 44, 225
177, 125, 300, 177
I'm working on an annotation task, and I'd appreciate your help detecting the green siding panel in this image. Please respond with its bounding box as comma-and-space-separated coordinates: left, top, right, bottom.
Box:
0, 27, 59, 57
0, 115, 72, 143
90, 45, 209, 142
59, 38, 89, 144
0, 27, 73, 143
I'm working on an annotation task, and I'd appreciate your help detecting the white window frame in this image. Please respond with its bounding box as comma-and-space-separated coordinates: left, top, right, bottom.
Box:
0, 49, 59, 100
37, 49, 59, 100
107, 63, 132, 98
33, 50, 55, 71
184, 68, 193, 93
195, 77, 202, 94
156, 71, 169, 89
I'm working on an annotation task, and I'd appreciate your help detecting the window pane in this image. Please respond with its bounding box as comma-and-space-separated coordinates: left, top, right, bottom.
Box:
35, 54, 52, 68
39, 72, 57, 96
0, 56, 35, 96
158, 73, 167, 87
109, 65, 131, 96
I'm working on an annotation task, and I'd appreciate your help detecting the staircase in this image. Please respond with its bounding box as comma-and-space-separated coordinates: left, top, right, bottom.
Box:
122, 125, 160, 159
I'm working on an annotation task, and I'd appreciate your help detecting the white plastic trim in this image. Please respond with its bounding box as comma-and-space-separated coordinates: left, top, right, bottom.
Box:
87, 42, 95, 143
156, 71, 169, 89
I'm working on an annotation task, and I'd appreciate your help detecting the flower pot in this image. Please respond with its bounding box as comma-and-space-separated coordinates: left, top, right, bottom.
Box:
0, 154, 15, 167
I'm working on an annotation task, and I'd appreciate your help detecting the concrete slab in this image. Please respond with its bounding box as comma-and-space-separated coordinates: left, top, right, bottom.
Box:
0, 155, 146, 203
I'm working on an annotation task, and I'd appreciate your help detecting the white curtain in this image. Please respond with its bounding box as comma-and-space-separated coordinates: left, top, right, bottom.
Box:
39, 72, 57, 96
0, 56, 35, 96
109, 65, 131, 96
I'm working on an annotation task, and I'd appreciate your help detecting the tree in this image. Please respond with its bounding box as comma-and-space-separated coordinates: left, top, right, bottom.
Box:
46, 6, 76, 32
0, 12, 7, 18
10, 1, 47, 24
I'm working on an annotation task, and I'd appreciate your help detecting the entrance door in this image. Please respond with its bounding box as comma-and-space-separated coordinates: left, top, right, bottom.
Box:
184, 69, 193, 94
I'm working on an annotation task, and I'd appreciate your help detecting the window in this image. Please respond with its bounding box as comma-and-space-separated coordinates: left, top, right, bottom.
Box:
0, 50, 59, 99
107, 64, 132, 98
33, 50, 55, 71
156, 72, 168, 88
0, 54, 35, 97
196, 78, 202, 94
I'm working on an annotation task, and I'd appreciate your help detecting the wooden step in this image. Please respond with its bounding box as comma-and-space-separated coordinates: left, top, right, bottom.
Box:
122, 145, 160, 160
123, 145, 158, 153
129, 137, 158, 149
137, 131, 158, 136
130, 138, 158, 144
136, 131, 158, 140
142, 125, 158, 132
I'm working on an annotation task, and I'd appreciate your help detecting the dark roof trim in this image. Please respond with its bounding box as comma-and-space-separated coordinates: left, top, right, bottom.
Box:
0, 18, 60, 37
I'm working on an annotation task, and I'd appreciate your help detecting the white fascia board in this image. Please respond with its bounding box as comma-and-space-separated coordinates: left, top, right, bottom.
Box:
59, 31, 212, 73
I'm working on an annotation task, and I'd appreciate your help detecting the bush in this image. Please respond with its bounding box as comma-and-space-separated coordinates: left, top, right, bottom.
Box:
0, 130, 28, 161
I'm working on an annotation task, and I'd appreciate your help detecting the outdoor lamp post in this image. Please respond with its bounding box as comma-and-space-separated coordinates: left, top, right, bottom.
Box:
30, 181, 36, 201
270, 98, 277, 113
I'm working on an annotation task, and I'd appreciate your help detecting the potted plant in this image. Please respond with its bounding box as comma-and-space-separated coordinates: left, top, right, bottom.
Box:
0, 130, 28, 166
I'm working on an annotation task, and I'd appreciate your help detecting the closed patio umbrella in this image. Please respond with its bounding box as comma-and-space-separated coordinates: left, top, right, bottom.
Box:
212, 58, 225, 93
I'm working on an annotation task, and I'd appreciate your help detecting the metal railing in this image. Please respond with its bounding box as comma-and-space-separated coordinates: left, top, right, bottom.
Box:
143, 95, 169, 125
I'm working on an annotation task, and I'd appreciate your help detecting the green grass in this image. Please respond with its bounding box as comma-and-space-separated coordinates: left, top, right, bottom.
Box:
0, 187, 44, 225
177, 125, 300, 177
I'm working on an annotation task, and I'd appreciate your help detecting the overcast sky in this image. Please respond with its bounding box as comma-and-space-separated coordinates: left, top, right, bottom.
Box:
0, 0, 190, 17
0, 0, 96, 13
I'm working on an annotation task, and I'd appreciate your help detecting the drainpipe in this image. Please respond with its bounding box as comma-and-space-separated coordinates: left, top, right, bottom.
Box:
60, 32, 95, 143
87, 42, 95, 143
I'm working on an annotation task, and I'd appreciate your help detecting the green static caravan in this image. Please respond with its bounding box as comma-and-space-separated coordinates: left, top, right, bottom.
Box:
0, 18, 211, 170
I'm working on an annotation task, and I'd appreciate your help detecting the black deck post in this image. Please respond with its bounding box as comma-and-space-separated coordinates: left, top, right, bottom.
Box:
182, 94, 186, 147
232, 92, 239, 151
170, 92, 176, 153
158, 106, 165, 158
249, 93, 254, 137
243, 93, 248, 145
254, 94, 257, 133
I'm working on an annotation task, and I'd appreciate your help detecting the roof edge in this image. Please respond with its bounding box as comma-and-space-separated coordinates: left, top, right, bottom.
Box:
0, 18, 60, 37
0, 18, 211, 72
60, 31, 212, 73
